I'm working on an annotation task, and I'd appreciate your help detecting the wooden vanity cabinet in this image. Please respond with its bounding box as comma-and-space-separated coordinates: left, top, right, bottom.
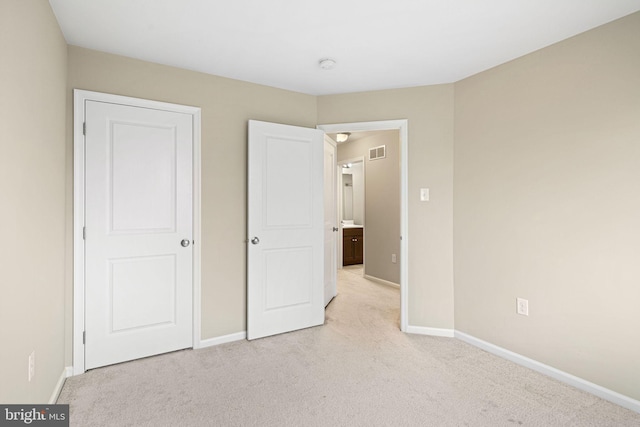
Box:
343, 228, 363, 265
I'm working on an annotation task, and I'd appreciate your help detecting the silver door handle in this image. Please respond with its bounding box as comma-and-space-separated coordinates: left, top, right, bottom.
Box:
251, 237, 260, 245
181, 239, 190, 247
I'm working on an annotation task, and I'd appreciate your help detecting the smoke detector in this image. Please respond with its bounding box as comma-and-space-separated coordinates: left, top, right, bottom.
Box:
319, 58, 336, 70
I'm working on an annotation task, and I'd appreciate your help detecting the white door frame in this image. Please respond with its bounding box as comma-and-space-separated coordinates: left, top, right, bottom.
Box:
317, 120, 408, 332
73, 89, 202, 375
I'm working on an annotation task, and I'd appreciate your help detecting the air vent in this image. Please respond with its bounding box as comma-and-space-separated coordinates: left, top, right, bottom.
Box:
369, 145, 386, 161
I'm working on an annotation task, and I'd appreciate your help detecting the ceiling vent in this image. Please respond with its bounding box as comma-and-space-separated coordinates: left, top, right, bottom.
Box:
369, 145, 386, 161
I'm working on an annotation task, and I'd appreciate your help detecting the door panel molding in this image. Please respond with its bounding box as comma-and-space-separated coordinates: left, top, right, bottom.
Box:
73, 90, 202, 375
317, 120, 408, 333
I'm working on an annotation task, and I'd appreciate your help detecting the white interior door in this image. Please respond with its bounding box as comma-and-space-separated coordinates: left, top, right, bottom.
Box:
84, 100, 193, 369
323, 136, 337, 306
247, 120, 324, 340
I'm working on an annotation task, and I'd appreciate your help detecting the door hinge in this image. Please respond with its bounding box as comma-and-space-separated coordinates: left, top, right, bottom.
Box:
82, 226, 86, 240
82, 331, 86, 344
83, 122, 86, 136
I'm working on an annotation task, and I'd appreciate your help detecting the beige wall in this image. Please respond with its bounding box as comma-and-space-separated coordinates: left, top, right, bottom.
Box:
318, 85, 455, 329
454, 12, 640, 400
66, 46, 318, 355
0, 0, 68, 403
338, 131, 401, 284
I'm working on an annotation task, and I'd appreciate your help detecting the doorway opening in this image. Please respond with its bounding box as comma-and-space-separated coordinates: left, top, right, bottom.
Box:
339, 157, 365, 268
318, 120, 408, 332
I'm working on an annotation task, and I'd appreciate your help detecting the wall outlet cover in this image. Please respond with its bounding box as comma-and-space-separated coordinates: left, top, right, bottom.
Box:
516, 298, 529, 316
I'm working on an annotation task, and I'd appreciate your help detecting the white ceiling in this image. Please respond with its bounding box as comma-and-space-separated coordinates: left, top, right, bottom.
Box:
48, 0, 640, 96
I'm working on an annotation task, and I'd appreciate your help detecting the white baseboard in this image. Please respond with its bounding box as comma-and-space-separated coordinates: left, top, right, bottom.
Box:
364, 274, 400, 289
454, 331, 640, 414
406, 325, 455, 337
49, 366, 72, 404
198, 331, 246, 349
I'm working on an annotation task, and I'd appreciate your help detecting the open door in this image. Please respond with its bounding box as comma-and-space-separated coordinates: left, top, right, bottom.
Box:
247, 120, 325, 340
324, 136, 338, 306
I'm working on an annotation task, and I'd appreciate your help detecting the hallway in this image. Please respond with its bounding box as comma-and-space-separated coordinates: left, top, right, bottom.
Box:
331, 264, 401, 333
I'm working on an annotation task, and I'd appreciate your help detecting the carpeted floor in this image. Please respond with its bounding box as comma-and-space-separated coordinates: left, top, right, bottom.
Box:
58, 268, 640, 426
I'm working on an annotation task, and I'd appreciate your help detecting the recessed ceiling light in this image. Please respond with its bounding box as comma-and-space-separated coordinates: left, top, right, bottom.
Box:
319, 58, 336, 70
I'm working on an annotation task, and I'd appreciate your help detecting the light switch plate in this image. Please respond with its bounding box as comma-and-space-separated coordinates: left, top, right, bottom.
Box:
420, 188, 429, 201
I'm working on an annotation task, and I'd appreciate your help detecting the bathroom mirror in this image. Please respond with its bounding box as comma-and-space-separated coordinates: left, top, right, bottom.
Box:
341, 161, 364, 224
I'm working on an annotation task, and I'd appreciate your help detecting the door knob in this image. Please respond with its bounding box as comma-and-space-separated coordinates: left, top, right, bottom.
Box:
181, 239, 191, 247
251, 237, 260, 245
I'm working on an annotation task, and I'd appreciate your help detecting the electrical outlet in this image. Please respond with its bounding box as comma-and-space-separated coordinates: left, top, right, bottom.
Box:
516, 298, 529, 316
28, 351, 35, 382
391, 254, 397, 263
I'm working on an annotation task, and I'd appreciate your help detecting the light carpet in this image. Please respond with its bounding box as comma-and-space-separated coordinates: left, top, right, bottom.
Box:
58, 268, 640, 426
